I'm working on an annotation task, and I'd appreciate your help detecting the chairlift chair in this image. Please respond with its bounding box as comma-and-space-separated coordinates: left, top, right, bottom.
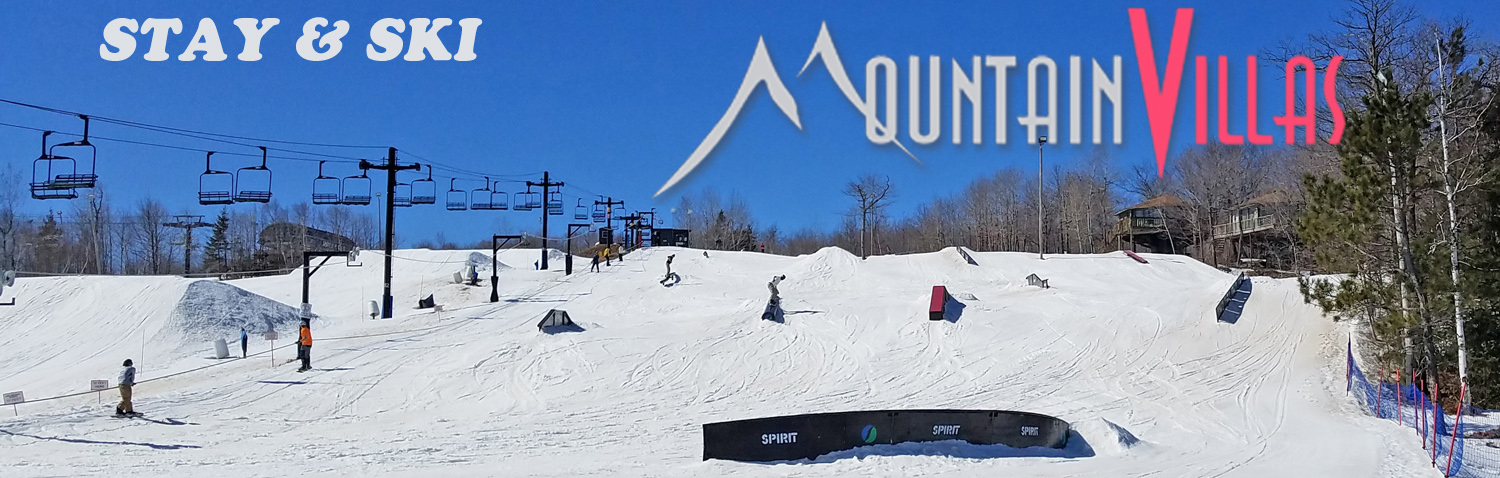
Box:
511, 190, 531, 212
341, 170, 373, 205
574, 199, 589, 221
490, 183, 509, 210
411, 168, 437, 205
312, 161, 342, 205
46, 115, 99, 190
393, 182, 414, 208
233, 147, 273, 203
29, 131, 77, 200
471, 177, 495, 210
445, 179, 468, 211
198, 151, 235, 205
527, 191, 545, 210
546, 191, 564, 215
592, 202, 607, 223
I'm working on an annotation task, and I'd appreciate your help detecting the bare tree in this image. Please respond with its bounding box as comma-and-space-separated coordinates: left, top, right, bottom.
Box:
132, 198, 171, 274
843, 175, 895, 258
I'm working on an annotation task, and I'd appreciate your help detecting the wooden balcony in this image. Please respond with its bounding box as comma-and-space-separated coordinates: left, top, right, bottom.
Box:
1213, 214, 1278, 239
1113, 217, 1168, 236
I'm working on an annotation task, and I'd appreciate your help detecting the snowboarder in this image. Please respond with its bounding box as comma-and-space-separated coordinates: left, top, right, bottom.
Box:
240, 327, 248, 358
659, 254, 679, 286
297, 319, 313, 372
763, 275, 786, 321
115, 359, 136, 416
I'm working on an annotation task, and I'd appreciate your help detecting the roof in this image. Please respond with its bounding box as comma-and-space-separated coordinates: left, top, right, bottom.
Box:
1121, 195, 1186, 211
1241, 190, 1298, 207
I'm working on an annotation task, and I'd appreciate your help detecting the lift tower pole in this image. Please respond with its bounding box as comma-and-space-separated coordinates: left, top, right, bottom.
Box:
526, 172, 564, 270
594, 196, 625, 244
360, 149, 420, 318
164, 215, 212, 274
490, 235, 523, 303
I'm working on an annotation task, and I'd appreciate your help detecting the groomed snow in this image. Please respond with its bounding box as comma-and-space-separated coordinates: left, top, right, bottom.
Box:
0, 247, 1447, 476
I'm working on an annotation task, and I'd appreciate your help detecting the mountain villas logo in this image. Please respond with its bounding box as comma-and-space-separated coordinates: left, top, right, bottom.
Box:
656, 8, 1345, 196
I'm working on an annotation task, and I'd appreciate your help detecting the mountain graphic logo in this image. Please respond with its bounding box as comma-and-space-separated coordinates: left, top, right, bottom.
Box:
861, 424, 878, 444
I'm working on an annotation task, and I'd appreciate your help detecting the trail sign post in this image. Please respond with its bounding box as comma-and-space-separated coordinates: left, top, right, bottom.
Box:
90, 380, 109, 403
264, 330, 279, 367
3, 391, 22, 415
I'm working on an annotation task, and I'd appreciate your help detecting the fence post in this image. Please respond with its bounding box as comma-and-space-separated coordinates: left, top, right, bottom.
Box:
1397, 370, 1403, 426
1378, 364, 1385, 419
1431, 380, 1440, 466
1444, 383, 1466, 477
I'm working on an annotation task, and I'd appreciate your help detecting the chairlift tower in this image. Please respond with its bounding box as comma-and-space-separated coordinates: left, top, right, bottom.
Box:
526, 172, 564, 270
594, 196, 625, 244
163, 215, 212, 274
359, 148, 421, 319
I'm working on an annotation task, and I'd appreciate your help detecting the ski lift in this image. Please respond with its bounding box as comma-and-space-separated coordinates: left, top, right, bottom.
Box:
574, 199, 589, 220
445, 179, 468, 211
511, 190, 531, 212
592, 201, 607, 222
489, 187, 509, 211
29, 131, 77, 200
411, 168, 437, 205
527, 191, 545, 210
471, 177, 495, 210
341, 170, 373, 205
546, 191, 564, 215
46, 115, 99, 190
198, 151, 235, 205
392, 182, 413, 207
233, 147, 273, 203
312, 161, 342, 205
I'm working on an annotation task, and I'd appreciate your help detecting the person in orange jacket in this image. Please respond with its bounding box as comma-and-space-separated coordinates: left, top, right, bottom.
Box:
297, 319, 313, 372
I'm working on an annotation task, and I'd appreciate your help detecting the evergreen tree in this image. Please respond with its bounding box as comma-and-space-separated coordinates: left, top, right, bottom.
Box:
1298, 72, 1436, 385
203, 211, 231, 273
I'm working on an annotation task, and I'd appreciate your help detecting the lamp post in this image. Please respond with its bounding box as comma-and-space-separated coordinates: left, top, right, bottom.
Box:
1037, 135, 1047, 260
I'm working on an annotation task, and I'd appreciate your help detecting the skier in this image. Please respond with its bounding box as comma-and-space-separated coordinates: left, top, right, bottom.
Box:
297, 319, 313, 372
590, 249, 601, 272
240, 327, 248, 358
115, 359, 136, 416
660, 254, 679, 285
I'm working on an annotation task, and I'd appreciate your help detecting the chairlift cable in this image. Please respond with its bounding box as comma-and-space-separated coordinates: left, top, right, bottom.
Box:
0, 98, 389, 150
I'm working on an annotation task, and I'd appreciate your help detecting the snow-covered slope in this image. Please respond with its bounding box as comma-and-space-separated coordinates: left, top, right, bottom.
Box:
0, 248, 1445, 477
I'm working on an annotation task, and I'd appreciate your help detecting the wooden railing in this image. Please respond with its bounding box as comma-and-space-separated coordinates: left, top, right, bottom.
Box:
1213, 214, 1277, 239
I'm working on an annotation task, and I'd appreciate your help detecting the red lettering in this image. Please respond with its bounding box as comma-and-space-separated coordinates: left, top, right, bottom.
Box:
1128, 8, 1193, 176
1195, 55, 1207, 144
1217, 56, 1243, 145
1326, 56, 1344, 144
1274, 55, 1316, 144
1246, 56, 1273, 145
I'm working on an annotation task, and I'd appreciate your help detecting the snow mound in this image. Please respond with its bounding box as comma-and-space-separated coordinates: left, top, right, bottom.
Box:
469, 251, 509, 271
170, 280, 302, 342
791, 246, 861, 288
1071, 418, 1145, 456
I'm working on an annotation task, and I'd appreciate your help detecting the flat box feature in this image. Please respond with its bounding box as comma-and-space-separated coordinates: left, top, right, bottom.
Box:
703, 409, 1070, 462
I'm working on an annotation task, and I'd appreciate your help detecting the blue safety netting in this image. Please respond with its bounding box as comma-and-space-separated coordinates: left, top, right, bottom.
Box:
1347, 345, 1498, 477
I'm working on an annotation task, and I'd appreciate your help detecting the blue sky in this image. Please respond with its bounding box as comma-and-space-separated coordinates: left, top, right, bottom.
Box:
1, 0, 1493, 245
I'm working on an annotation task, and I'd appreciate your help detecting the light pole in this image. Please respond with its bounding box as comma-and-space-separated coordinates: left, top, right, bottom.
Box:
1037, 135, 1047, 260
